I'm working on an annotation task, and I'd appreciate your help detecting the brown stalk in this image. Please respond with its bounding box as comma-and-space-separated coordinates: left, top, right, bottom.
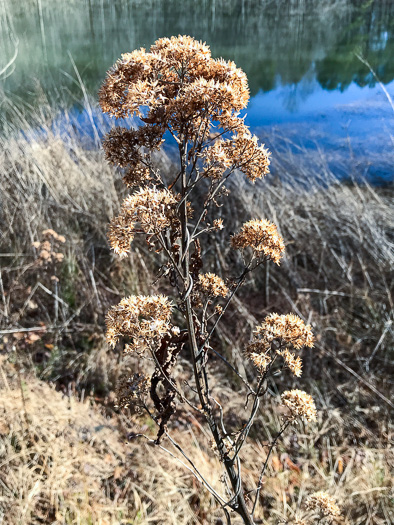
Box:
178, 133, 255, 524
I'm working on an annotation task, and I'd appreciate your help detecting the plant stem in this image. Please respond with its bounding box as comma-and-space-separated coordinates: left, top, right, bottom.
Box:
251, 420, 290, 518
179, 138, 254, 525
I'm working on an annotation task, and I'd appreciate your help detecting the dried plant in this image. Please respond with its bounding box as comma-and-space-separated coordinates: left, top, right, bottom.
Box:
306, 492, 341, 523
99, 36, 341, 524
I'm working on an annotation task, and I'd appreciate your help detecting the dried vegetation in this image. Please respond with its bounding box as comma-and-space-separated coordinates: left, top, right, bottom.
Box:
0, 99, 393, 523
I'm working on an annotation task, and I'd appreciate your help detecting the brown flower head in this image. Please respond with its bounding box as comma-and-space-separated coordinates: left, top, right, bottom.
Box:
198, 273, 229, 298
213, 218, 224, 230
122, 165, 151, 187
306, 492, 341, 519
108, 187, 178, 257
100, 36, 249, 123
100, 36, 271, 192
202, 123, 270, 182
102, 125, 164, 187
102, 127, 161, 167
281, 389, 317, 422
278, 348, 303, 377
231, 219, 285, 264
106, 294, 173, 351
42, 229, 66, 244
247, 314, 313, 376
256, 313, 314, 350
245, 344, 272, 373
32, 229, 66, 266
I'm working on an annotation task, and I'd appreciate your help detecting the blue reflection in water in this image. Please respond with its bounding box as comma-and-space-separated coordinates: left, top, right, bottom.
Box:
244, 77, 394, 185
4, 0, 394, 185
44, 75, 393, 186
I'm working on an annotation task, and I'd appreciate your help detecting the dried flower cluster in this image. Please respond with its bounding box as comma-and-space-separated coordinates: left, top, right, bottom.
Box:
279, 348, 303, 377
100, 36, 326, 523
100, 35, 270, 190
99, 35, 250, 123
198, 273, 229, 298
108, 187, 178, 257
102, 127, 162, 187
306, 492, 341, 519
246, 313, 314, 376
202, 125, 270, 182
281, 389, 317, 422
231, 219, 285, 264
32, 229, 66, 266
244, 347, 272, 373
257, 313, 315, 350
106, 294, 173, 350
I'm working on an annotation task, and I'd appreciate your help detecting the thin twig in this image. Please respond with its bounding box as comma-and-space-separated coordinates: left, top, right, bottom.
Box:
251, 420, 291, 518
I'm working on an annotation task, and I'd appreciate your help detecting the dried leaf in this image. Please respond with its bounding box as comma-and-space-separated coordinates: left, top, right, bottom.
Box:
271, 455, 283, 472
113, 466, 123, 480
284, 456, 301, 473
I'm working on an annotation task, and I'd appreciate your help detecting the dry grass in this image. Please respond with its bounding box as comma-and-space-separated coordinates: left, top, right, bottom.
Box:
0, 101, 393, 523
0, 356, 223, 524
0, 358, 128, 524
0, 356, 392, 524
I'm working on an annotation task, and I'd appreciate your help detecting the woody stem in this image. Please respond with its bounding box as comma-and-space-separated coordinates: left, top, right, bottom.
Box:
179, 138, 254, 525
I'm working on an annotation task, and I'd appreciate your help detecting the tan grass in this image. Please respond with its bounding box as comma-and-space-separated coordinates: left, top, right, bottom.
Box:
0, 102, 393, 523
0, 357, 392, 524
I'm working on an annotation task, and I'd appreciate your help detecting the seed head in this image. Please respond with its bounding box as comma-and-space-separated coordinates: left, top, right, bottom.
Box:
99, 35, 249, 123
106, 294, 173, 351
256, 313, 314, 350
213, 218, 224, 230
198, 273, 229, 298
32, 230, 66, 266
281, 389, 317, 422
203, 124, 270, 182
306, 492, 341, 519
231, 219, 284, 264
245, 346, 272, 373
108, 187, 178, 257
278, 348, 303, 377
116, 372, 150, 409
42, 229, 66, 244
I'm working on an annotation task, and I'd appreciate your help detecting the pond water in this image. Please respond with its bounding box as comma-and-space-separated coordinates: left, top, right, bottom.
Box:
1, 0, 393, 183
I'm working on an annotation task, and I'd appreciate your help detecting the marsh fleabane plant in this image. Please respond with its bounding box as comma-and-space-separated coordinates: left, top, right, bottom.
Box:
100, 36, 337, 524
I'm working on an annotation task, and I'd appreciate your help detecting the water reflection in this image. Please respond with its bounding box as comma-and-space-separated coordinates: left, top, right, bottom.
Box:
1, 0, 393, 182
1, 0, 393, 105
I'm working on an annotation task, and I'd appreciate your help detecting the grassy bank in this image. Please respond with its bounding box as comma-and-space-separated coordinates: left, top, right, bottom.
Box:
0, 104, 393, 524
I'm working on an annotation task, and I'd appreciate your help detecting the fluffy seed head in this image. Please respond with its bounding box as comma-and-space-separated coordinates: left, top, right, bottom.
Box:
99, 35, 249, 122
256, 313, 314, 350
116, 372, 150, 409
108, 187, 178, 257
281, 389, 317, 422
306, 492, 341, 518
100, 36, 271, 189
231, 219, 285, 264
278, 348, 303, 377
32, 230, 66, 266
213, 218, 224, 230
106, 294, 173, 350
203, 125, 270, 182
198, 273, 229, 298
245, 347, 272, 373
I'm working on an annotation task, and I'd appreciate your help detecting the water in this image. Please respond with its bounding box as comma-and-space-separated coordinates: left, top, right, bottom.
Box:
1, 0, 393, 183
